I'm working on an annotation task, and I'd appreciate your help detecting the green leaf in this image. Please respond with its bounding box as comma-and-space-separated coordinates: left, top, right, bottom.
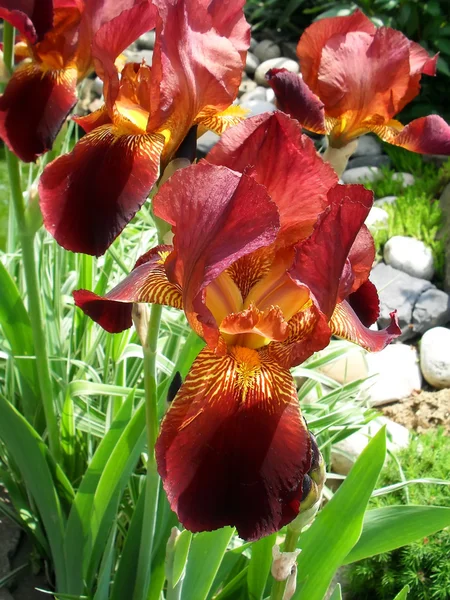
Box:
247, 534, 276, 600
393, 585, 410, 600
0, 396, 67, 590
172, 530, 193, 586
181, 528, 234, 600
329, 583, 342, 600
343, 505, 450, 564
293, 427, 387, 600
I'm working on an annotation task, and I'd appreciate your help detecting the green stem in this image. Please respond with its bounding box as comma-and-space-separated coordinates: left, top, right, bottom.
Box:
3, 23, 60, 460
269, 527, 301, 600
2, 22, 14, 75
133, 303, 163, 600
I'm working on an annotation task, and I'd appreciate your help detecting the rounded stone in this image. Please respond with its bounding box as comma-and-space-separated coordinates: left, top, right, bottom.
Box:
341, 166, 382, 184
383, 236, 434, 281
239, 99, 276, 117
365, 206, 389, 232
245, 51, 260, 76
92, 76, 103, 97
253, 39, 281, 62
392, 172, 415, 187
239, 86, 267, 104
420, 327, 450, 389
137, 31, 156, 50
374, 195, 398, 207
353, 135, 382, 157
254, 57, 299, 87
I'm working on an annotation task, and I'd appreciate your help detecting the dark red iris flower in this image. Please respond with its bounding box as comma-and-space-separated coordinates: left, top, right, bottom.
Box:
267, 10, 450, 154
38, 0, 250, 257
0, 0, 146, 162
73, 112, 400, 540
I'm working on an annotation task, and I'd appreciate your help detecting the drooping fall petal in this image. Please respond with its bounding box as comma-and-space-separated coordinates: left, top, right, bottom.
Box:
0, 63, 77, 162
207, 112, 337, 245
73, 245, 182, 333
39, 125, 165, 256
367, 115, 450, 155
330, 301, 400, 351
290, 185, 373, 319
347, 279, 380, 327
0, 0, 53, 43
265, 69, 327, 134
153, 162, 279, 346
156, 346, 311, 540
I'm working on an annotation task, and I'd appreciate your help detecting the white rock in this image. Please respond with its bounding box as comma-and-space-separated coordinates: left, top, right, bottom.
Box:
137, 31, 155, 50
250, 37, 258, 51
319, 349, 368, 384
420, 327, 450, 389
266, 87, 276, 103
392, 172, 415, 187
254, 57, 299, 87
366, 344, 422, 406
383, 236, 434, 281
240, 99, 277, 117
92, 76, 103, 97
254, 39, 281, 62
245, 51, 260, 76
239, 86, 267, 104
332, 417, 410, 475
353, 135, 382, 157
238, 76, 257, 96
341, 166, 382, 184
374, 195, 398, 207
365, 207, 389, 232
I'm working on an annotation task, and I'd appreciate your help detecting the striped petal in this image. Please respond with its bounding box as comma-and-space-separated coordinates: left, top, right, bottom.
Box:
0, 63, 77, 162
156, 346, 312, 540
330, 301, 400, 351
366, 115, 450, 155
0, 0, 53, 43
266, 69, 327, 134
39, 125, 165, 256
73, 245, 182, 333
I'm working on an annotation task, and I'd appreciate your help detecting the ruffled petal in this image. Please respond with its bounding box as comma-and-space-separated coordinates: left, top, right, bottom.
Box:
153, 162, 279, 346
0, 63, 77, 162
73, 245, 182, 333
155, 346, 311, 540
207, 112, 338, 246
330, 301, 400, 351
367, 115, 450, 155
408, 41, 437, 76
148, 0, 249, 158
297, 9, 375, 93
39, 125, 165, 256
290, 184, 373, 319
266, 69, 327, 134
197, 105, 248, 135
0, 0, 53, 43
347, 279, 380, 328
220, 304, 289, 345
266, 302, 331, 369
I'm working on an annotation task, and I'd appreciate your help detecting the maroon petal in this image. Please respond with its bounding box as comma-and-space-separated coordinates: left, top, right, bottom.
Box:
73, 245, 182, 333
266, 69, 327, 134
383, 115, 450, 155
0, 0, 53, 43
0, 63, 77, 162
348, 279, 380, 327
156, 346, 311, 541
39, 126, 165, 256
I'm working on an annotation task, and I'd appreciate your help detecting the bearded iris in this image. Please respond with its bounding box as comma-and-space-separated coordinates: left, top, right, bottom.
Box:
73, 112, 400, 540
266, 10, 450, 156
38, 0, 249, 257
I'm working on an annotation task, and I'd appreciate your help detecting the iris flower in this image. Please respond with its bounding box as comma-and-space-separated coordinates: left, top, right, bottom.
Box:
267, 10, 450, 154
73, 113, 400, 540
38, 0, 249, 257
0, 0, 141, 162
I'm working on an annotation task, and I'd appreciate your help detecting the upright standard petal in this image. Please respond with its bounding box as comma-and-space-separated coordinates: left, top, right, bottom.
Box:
39, 125, 165, 255
0, 0, 53, 43
207, 112, 337, 245
290, 185, 373, 319
73, 245, 183, 333
0, 63, 78, 162
156, 346, 312, 540
153, 162, 279, 345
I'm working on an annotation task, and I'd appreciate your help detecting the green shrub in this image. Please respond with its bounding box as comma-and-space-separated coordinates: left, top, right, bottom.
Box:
346, 429, 450, 600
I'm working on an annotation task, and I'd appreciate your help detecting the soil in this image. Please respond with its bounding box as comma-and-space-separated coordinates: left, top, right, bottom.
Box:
381, 388, 450, 435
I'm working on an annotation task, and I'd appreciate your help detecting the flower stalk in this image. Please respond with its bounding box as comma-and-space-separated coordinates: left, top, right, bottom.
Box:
3, 22, 60, 461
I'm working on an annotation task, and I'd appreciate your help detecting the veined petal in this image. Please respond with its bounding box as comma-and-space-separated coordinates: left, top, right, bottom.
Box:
266, 302, 331, 369
73, 245, 182, 333
73, 105, 111, 133
39, 125, 165, 256
290, 184, 373, 319
297, 9, 375, 93
153, 162, 279, 346
207, 112, 338, 246
330, 301, 400, 351
220, 304, 289, 347
266, 69, 327, 134
156, 346, 311, 541
367, 115, 450, 155
0, 0, 53, 43
197, 105, 248, 136
0, 63, 77, 162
